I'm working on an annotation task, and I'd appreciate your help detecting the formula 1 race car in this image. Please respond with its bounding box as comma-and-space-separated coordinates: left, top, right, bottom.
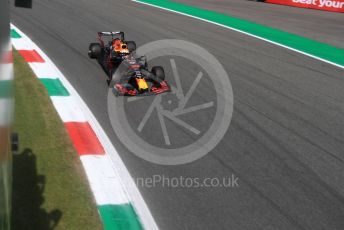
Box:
111, 55, 170, 96
88, 31, 136, 78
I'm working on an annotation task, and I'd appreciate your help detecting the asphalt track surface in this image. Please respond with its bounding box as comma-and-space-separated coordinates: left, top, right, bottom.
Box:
11, 0, 344, 229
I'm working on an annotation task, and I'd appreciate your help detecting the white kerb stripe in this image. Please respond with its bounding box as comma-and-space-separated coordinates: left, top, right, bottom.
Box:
28, 63, 61, 79
50, 96, 88, 122
11, 38, 32, 50
80, 155, 130, 205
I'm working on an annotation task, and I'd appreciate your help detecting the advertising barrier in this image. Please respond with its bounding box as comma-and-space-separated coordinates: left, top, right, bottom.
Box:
265, 0, 344, 12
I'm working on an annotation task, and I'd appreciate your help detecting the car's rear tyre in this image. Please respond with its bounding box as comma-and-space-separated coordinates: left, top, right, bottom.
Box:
152, 66, 165, 81
88, 43, 102, 59
126, 41, 136, 52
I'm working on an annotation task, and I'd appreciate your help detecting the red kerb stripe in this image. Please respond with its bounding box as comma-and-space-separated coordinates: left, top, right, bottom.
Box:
18, 50, 45, 63
65, 122, 105, 155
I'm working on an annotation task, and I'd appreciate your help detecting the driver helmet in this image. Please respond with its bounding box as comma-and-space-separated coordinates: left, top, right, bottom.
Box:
112, 39, 129, 54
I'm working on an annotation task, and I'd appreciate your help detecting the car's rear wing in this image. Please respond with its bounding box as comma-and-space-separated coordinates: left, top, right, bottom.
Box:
98, 31, 124, 40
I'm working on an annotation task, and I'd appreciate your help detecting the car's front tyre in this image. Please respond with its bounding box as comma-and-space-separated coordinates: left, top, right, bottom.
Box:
152, 66, 165, 81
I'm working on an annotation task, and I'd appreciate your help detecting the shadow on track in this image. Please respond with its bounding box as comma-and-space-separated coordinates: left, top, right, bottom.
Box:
11, 148, 62, 230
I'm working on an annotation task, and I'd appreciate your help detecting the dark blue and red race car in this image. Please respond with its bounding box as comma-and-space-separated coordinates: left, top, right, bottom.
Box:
88, 31, 170, 96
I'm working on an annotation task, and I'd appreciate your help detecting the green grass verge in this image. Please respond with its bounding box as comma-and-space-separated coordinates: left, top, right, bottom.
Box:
12, 49, 102, 230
